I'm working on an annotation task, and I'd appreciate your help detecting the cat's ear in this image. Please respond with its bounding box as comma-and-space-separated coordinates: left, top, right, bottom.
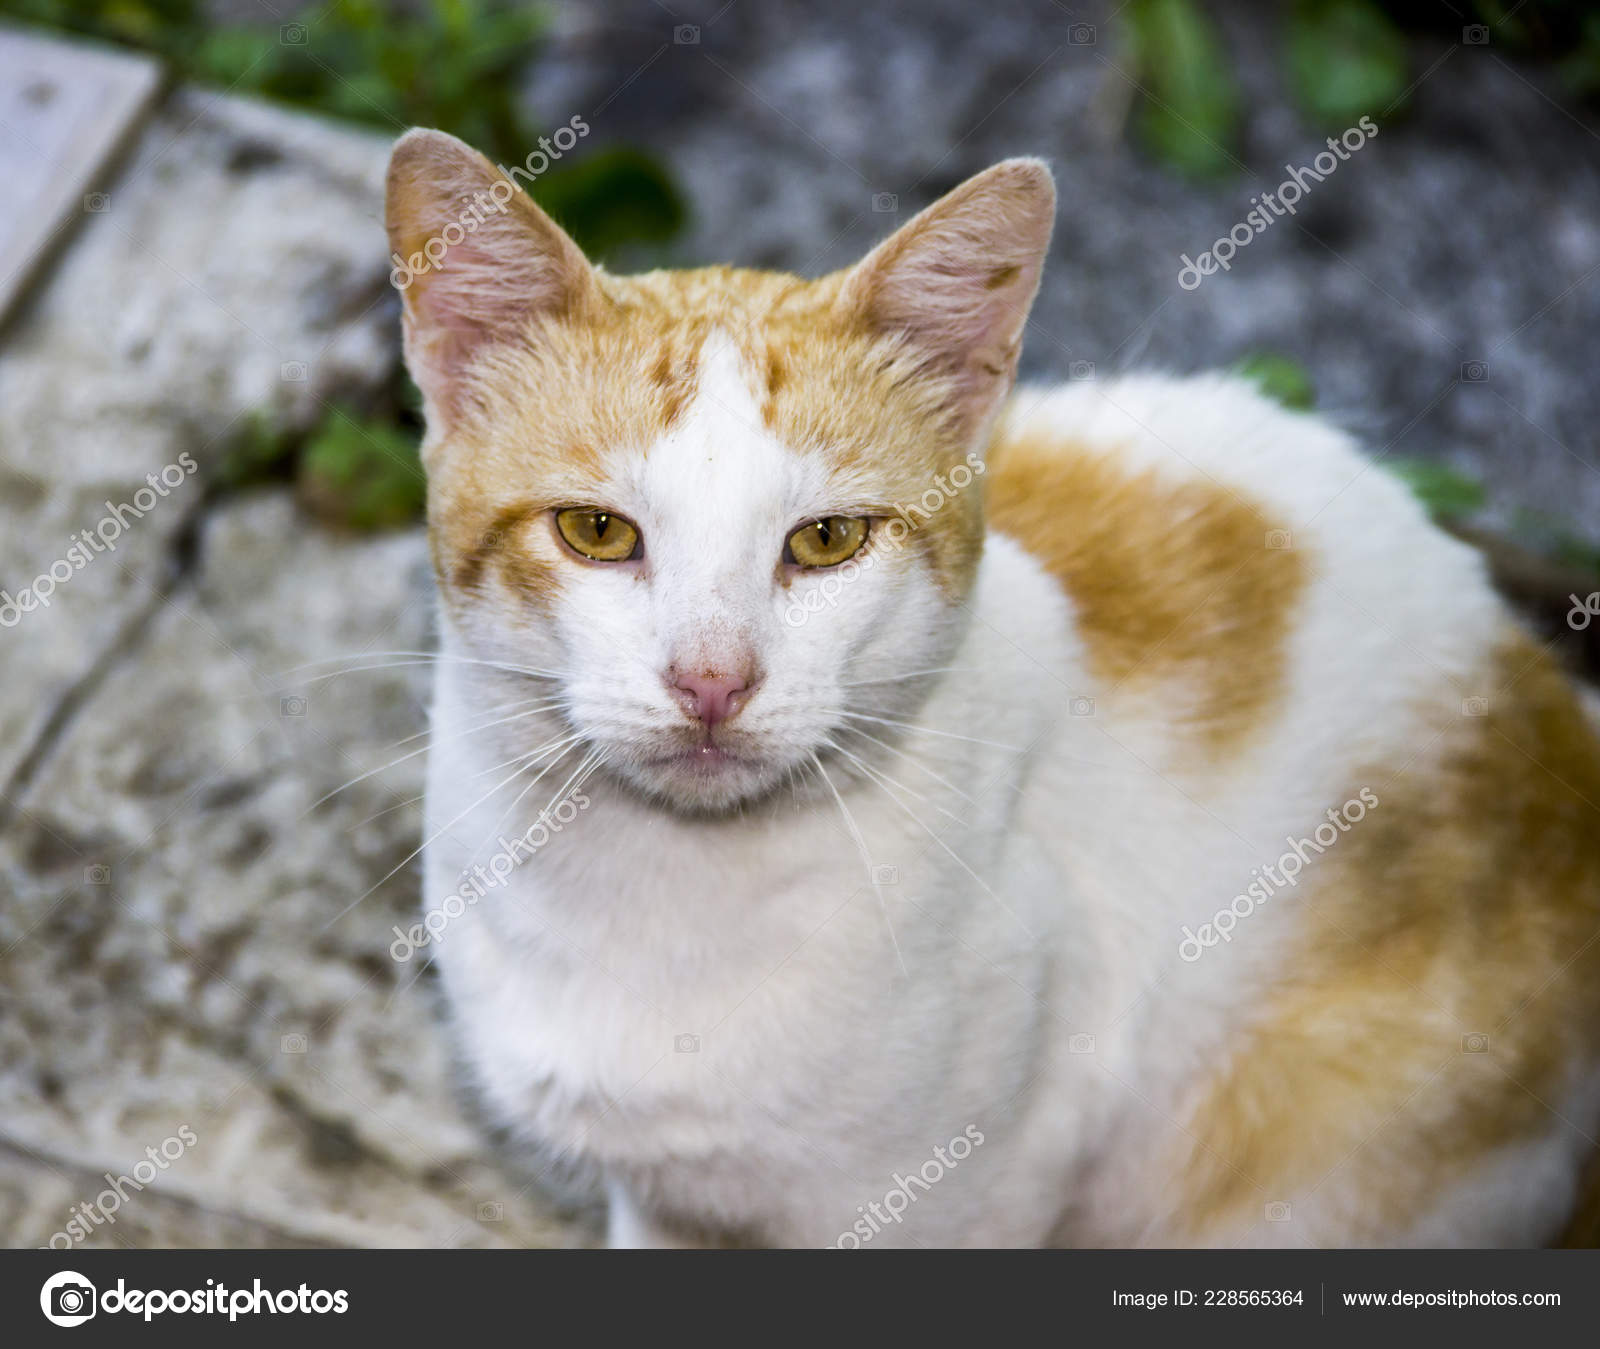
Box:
386, 128, 599, 427
839, 159, 1055, 432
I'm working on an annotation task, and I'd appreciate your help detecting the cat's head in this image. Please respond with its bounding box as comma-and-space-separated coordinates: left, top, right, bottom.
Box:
387, 131, 1053, 811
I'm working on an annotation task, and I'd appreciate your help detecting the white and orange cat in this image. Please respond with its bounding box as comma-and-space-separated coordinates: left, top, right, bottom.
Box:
386, 129, 1600, 1248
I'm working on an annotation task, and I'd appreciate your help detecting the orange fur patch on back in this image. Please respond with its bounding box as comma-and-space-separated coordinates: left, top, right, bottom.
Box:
1173, 637, 1600, 1243
984, 429, 1307, 758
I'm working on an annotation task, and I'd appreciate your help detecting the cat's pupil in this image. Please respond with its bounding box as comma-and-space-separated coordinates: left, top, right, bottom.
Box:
594, 513, 610, 538
816, 519, 833, 546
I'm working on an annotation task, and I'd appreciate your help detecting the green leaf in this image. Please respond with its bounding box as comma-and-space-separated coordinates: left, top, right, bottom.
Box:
0, 0, 684, 261
536, 148, 688, 261
297, 410, 426, 532
1556, 14, 1600, 101
1509, 508, 1600, 577
1233, 352, 1317, 409
1286, 0, 1410, 125
1386, 458, 1487, 521
214, 411, 295, 491
1123, 0, 1240, 179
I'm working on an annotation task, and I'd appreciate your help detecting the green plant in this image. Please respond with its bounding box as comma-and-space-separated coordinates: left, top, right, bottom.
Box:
1233, 351, 1317, 410
1, 0, 684, 260
1285, 0, 1410, 124
1114, 1, 1600, 179
213, 409, 298, 493
0, 0, 205, 57
1385, 458, 1488, 521
296, 407, 426, 532
3, 0, 684, 530
1509, 508, 1600, 576
1123, 0, 1240, 179
192, 0, 541, 170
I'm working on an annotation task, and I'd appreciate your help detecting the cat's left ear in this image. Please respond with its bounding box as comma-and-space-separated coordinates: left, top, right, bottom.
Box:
839, 159, 1055, 434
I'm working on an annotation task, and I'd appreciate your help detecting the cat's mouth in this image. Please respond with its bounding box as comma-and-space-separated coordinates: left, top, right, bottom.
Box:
619, 724, 794, 810
650, 741, 743, 771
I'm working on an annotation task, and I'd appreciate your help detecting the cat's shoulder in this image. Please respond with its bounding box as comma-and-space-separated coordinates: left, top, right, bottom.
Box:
990, 371, 1451, 552
984, 371, 1504, 757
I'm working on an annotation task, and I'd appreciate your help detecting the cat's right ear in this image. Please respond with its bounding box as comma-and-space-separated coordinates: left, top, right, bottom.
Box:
386, 128, 599, 429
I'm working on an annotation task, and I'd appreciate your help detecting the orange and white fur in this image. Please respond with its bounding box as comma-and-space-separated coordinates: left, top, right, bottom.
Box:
387, 130, 1600, 1248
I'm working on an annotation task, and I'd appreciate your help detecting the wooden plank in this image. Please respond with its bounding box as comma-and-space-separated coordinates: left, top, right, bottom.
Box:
0, 25, 164, 328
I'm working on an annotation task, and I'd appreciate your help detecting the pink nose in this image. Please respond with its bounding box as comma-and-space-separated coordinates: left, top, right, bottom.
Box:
671, 670, 753, 727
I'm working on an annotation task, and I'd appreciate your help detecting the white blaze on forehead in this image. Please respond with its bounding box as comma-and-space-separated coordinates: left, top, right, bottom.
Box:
637, 333, 800, 665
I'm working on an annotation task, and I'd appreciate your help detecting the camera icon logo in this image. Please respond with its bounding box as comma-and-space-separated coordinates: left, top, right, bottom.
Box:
281, 23, 308, 45
1461, 1032, 1490, 1054
674, 24, 700, 45
477, 1201, 504, 1222
1461, 696, 1489, 717
1265, 529, 1293, 551
83, 193, 111, 214
84, 865, 111, 886
1069, 696, 1096, 717
1068, 359, 1096, 381
674, 1033, 700, 1054
1264, 1201, 1292, 1223
280, 361, 308, 383
1068, 23, 1096, 46
280, 695, 307, 717
871, 864, 899, 885
281, 1033, 308, 1054
1459, 360, 1488, 382
1068, 1033, 1096, 1054
1462, 24, 1489, 44
41, 1271, 97, 1327
872, 192, 898, 213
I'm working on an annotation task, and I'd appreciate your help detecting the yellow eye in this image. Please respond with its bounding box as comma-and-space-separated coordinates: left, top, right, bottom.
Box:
786, 516, 869, 568
555, 508, 640, 562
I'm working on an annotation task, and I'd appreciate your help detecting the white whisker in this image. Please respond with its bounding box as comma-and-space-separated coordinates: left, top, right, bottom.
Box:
383, 696, 566, 753
322, 737, 581, 929
833, 723, 977, 805
303, 703, 567, 815
826, 737, 970, 828
278, 650, 567, 681
841, 667, 974, 687
457, 737, 589, 873
811, 751, 907, 977
826, 741, 1038, 941
832, 710, 1023, 753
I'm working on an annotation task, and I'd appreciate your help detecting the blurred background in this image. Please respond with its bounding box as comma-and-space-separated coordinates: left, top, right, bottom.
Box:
0, 0, 1597, 1247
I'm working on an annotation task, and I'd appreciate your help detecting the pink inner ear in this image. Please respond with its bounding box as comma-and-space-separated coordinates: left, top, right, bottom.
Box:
399, 207, 585, 418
